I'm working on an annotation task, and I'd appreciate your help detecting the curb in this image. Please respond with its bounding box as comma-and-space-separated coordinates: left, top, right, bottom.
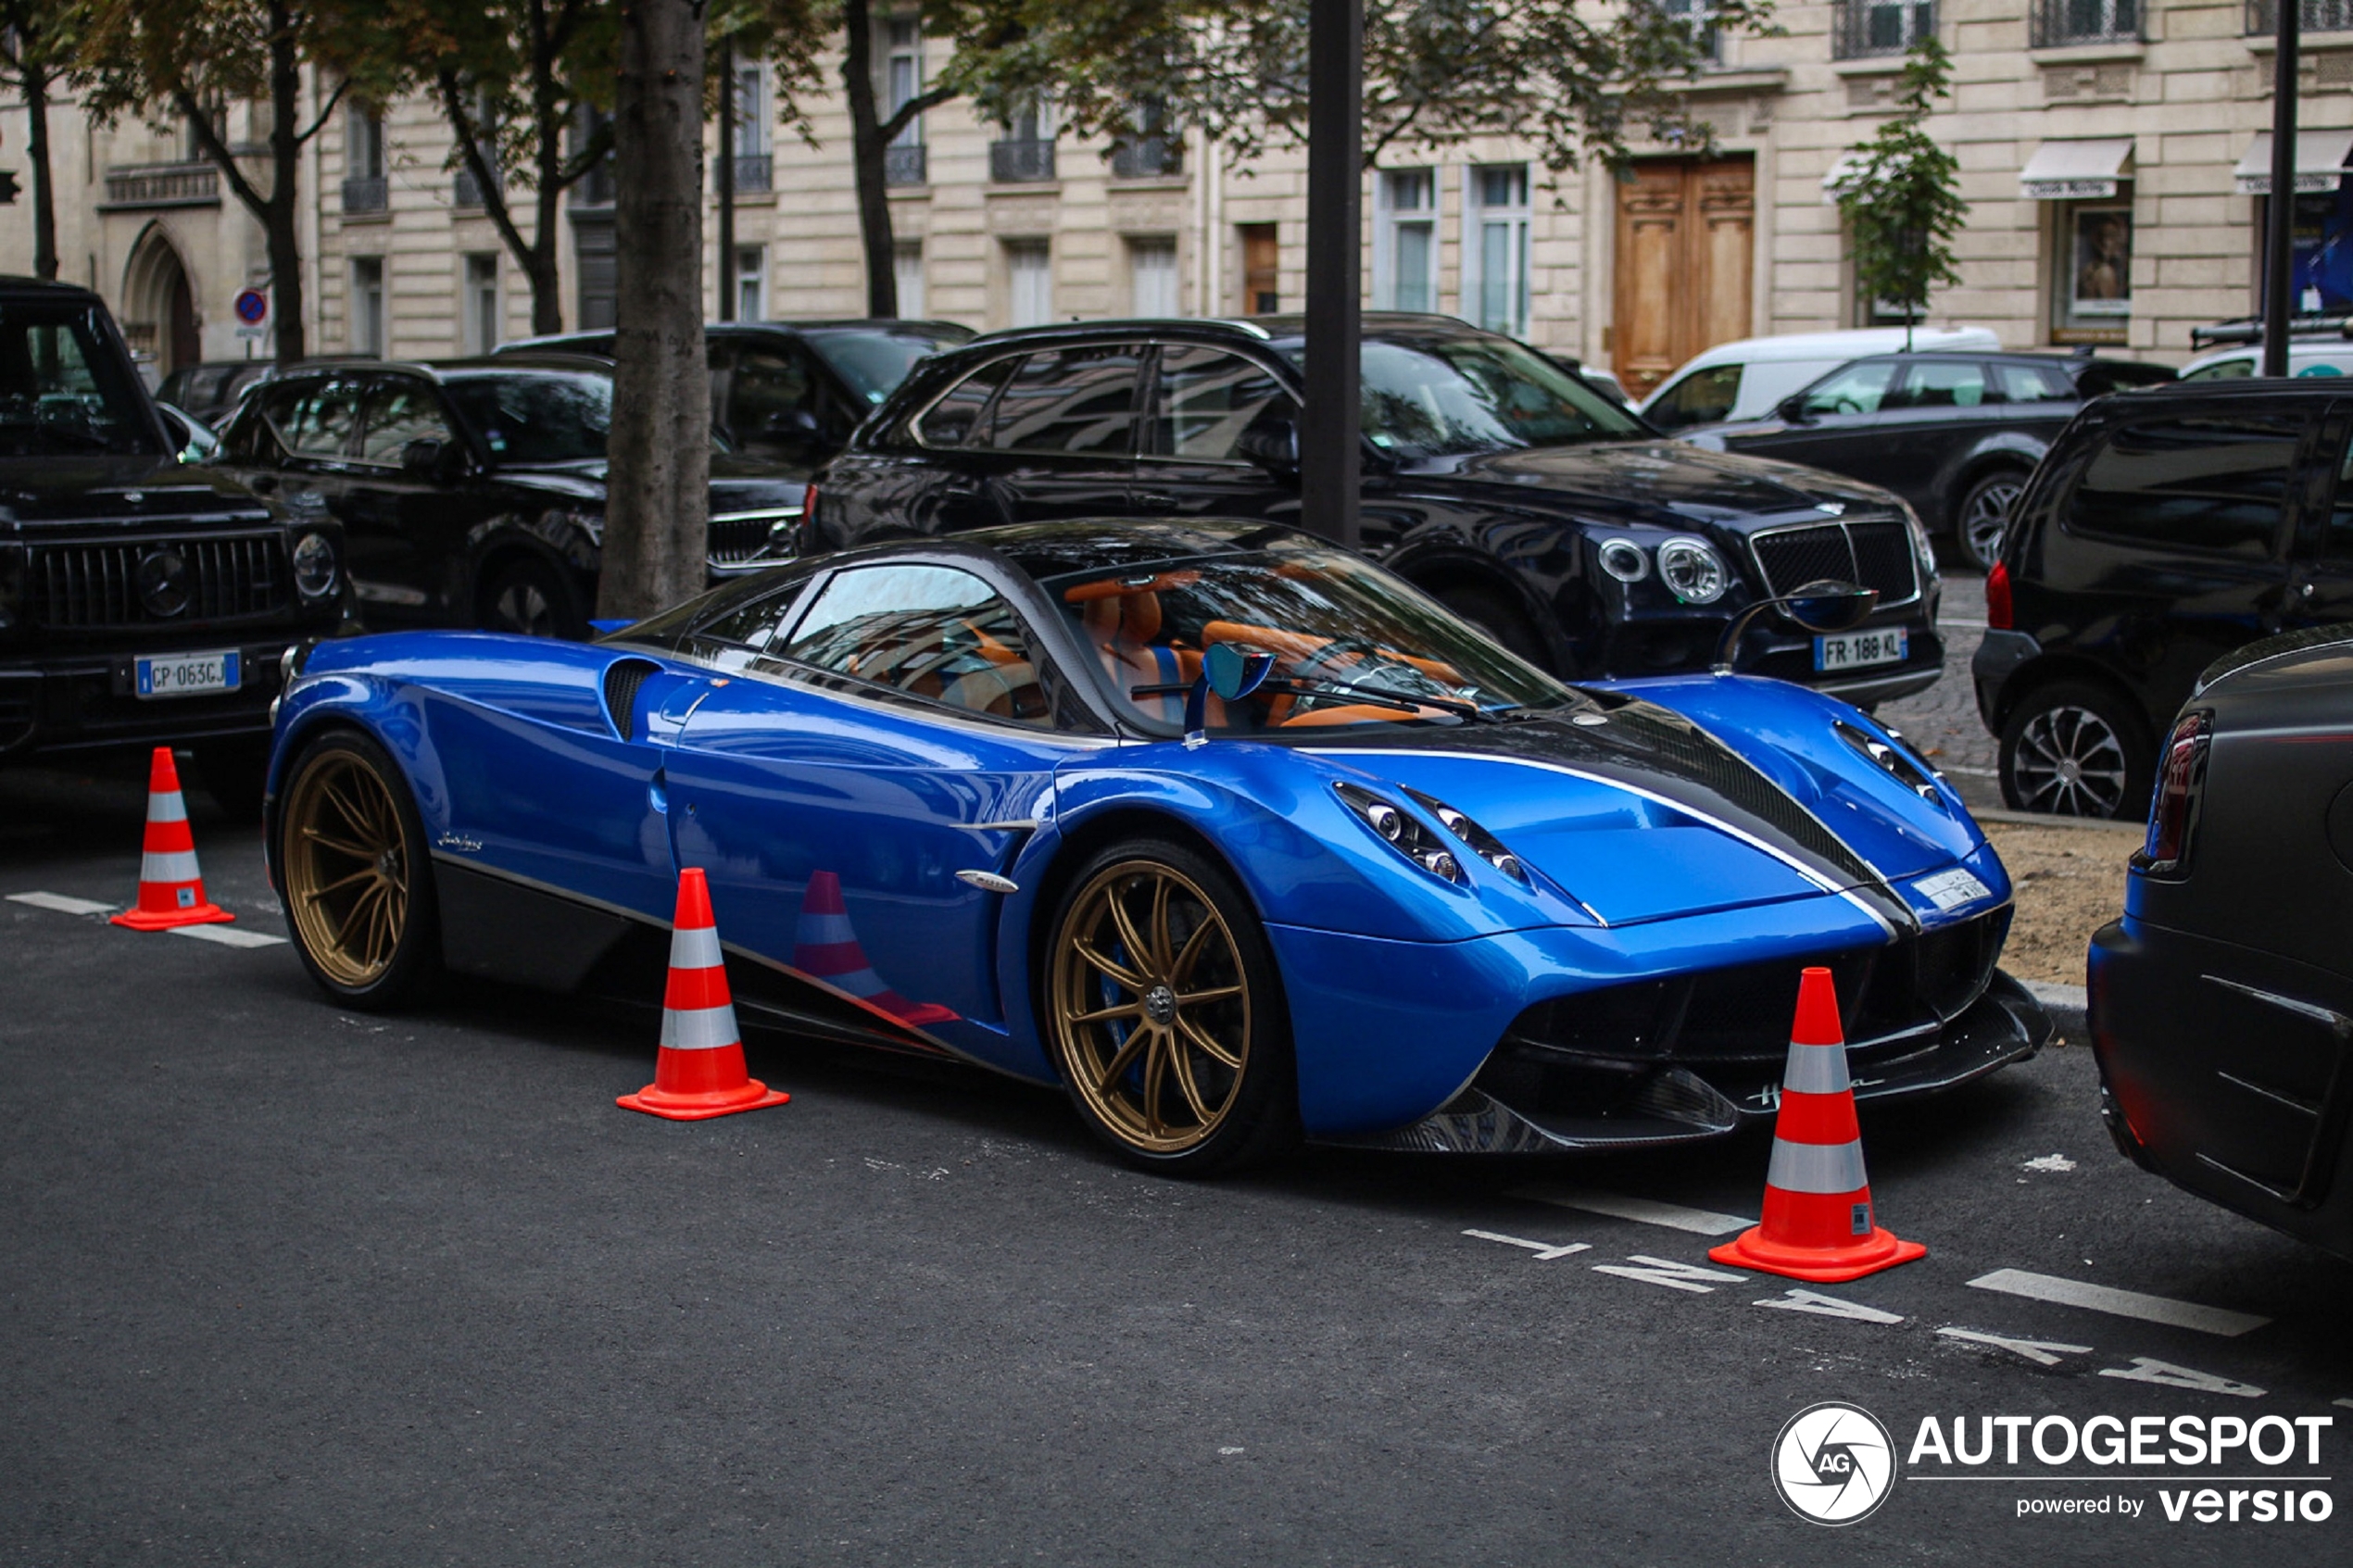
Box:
1972, 807, 2145, 836
2020, 978, 2088, 1042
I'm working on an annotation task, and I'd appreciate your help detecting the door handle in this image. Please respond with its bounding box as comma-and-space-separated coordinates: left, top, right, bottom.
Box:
247, 474, 278, 494
1136, 492, 1179, 509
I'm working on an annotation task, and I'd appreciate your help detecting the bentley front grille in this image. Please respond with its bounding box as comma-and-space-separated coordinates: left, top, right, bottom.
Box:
28, 533, 288, 629
706, 508, 800, 570
1750, 519, 1918, 606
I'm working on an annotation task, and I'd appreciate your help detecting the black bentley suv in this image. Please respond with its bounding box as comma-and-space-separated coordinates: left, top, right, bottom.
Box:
0, 277, 352, 809
809, 315, 1944, 706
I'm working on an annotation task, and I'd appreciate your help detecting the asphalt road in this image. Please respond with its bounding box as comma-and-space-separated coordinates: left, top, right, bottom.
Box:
6, 607, 2349, 1567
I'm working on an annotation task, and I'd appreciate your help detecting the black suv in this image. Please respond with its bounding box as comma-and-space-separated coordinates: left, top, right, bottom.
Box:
1683, 350, 2174, 571
497, 320, 973, 470
1973, 380, 2353, 818
211, 355, 808, 639
813, 315, 1945, 706
0, 278, 351, 808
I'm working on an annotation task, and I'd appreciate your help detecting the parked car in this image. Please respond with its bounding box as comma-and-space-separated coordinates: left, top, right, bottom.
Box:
156, 403, 222, 464
211, 354, 807, 640
1683, 350, 2177, 571
812, 314, 1948, 709
1543, 352, 1633, 406
497, 319, 973, 469
0, 277, 353, 813
265, 518, 2045, 1173
156, 360, 276, 427
2181, 340, 2353, 382
1635, 326, 2003, 437
2090, 622, 2353, 1258
1970, 379, 2353, 820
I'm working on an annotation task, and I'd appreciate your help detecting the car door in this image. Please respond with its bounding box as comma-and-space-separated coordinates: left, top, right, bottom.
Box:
1871, 358, 2001, 508
661, 561, 1075, 1036
981, 344, 1145, 522
1129, 345, 1303, 525
2280, 401, 2353, 630
230, 375, 364, 576
717, 339, 831, 468
1720, 358, 1898, 479
343, 375, 484, 624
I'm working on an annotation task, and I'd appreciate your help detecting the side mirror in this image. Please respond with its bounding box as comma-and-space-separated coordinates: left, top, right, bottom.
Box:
402, 437, 468, 484
1204, 640, 1276, 702
1234, 419, 1299, 473
1712, 579, 1881, 673
1775, 395, 1812, 424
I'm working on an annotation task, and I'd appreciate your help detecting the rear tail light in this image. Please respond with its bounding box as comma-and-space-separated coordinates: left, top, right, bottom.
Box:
2139, 709, 2210, 874
799, 483, 821, 553
1984, 560, 2012, 631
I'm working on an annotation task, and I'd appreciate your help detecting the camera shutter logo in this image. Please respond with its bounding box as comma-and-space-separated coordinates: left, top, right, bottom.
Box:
1772, 1401, 1896, 1525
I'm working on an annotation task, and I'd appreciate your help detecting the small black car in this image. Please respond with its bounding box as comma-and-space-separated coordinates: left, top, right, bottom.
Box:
1972, 380, 2353, 819
1684, 350, 2174, 571
813, 315, 1946, 707
2090, 623, 2353, 1259
498, 320, 973, 469
212, 355, 808, 639
0, 278, 351, 809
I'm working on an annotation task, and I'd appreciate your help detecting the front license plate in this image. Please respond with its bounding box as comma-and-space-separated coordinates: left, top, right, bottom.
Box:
1814, 628, 1907, 673
135, 649, 241, 699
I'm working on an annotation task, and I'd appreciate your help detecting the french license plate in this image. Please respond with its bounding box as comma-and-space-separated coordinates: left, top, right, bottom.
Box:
1814, 628, 1907, 673
135, 649, 241, 699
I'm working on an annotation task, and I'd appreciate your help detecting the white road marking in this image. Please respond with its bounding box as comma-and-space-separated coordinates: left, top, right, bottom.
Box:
1935, 1326, 2095, 1367
1755, 1288, 1904, 1324
8, 891, 118, 916
2097, 1357, 2265, 1399
1514, 1186, 1753, 1236
2336, 1399, 2353, 1411
167, 924, 287, 949
1592, 1255, 1748, 1294
1941, 764, 1999, 778
1463, 1229, 1592, 1261
1967, 1268, 2270, 1338
2021, 1153, 2078, 1173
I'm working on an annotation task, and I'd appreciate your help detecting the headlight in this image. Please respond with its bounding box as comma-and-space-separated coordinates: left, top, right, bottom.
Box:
1656, 536, 1727, 605
1335, 783, 1464, 884
1597, 538, 1649, 583
1402, 788, 1529, 884
291, 532, 339, 598
1898, 500, 1938, 584
1835, 720, 1939, 800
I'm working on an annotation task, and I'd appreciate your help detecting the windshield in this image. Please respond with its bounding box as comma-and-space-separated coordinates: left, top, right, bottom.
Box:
804, 325, 972, 405
1043, 547, 1578, 734
443, 370, 613, 463
0, 303, 163, 458
1283, 335, 1646, 460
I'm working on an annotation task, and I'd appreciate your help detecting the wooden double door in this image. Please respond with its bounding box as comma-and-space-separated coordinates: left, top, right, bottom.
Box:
1613, 157, 1755, 401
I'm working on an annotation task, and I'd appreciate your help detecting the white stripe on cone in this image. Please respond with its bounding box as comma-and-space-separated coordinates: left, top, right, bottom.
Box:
138, 850, 203, 884
1765, 1137, 1870, 1196
668, 922, 723, 970
660, 1001, 740, 1052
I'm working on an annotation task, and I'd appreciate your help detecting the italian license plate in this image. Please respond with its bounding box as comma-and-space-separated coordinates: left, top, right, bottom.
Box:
1814, 628, 1907, 673
135, 649, 241, 699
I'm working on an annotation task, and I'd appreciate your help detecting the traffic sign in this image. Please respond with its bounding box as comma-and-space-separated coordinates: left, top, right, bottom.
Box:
233, 288, 269, 326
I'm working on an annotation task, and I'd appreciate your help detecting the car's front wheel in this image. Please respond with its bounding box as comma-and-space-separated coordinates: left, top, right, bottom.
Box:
1999, 679, 2153, 821
1434, 583, 1553, 671
1043, 838, 1299, 1175
478, 556, 585, 639
1954, 470, 2029, 573
276, 728, 440, 1008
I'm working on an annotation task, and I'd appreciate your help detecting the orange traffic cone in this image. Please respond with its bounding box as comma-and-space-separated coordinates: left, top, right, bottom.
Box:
110, 747, 234, 932
618, 868, 790, 1121
1708, 966, 1925, 1283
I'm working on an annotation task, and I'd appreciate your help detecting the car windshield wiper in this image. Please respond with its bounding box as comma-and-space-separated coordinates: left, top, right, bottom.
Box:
1129, 676, 1504, 723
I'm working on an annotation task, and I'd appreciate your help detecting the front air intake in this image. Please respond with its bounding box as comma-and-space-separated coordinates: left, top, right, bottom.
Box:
601, 658, 661, 742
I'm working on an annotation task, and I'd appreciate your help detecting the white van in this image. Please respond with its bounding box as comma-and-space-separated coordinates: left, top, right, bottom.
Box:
2180, 341, 2353, 381
1637, 326, 2004, 434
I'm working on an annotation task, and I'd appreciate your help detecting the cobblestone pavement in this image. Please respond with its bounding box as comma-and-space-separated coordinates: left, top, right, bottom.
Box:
1881, 570, 1999, 813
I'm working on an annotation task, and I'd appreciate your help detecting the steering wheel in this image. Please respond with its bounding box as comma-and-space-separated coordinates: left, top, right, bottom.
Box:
1830, 397, 1865, 415
1288, 636, 1386, 685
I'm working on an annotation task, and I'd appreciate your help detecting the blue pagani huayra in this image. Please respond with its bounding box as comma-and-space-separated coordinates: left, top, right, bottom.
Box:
266, 520, 2048, 1173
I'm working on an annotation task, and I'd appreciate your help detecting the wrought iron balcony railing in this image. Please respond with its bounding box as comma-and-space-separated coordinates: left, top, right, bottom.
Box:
453, 167, 499, 208
2032, 0, 2142, 46
989, 137, 1056, 183
2246, 0, 2353, 31
1111, 137, 1183, 179
727, 153, 773, 193
341, 176, 389, 215
1832, 0, 1936, 57
100, 161, 220, 208
885, 144, 928, 186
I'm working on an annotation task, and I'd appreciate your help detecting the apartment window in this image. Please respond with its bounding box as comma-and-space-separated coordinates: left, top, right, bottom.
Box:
1128, 237, 1179, 318
1833, 0, 1935, 56
463, 254, 499, 355
736, 245, 767, 322
2032, 0, 2140, 45
1463, 165, 1531, 339
1661, 0, 1723, 60
894, 241, 926, 319
2050, 201, 2133, 345
351, 257, 385, 356
1375, 169, 1438, 313
887, 19, 923, 146
343, 106, 388, 215
729, 60, 772, 192
1005, 240, 1052, 328
991, 100, 1056, 182
1239, 223, 1279, 314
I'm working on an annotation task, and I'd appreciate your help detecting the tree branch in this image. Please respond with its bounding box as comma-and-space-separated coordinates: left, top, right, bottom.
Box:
296, 73, 352, 145
875, 81, 957, 148
436, 69, 535, 265
172, 83, 272, 217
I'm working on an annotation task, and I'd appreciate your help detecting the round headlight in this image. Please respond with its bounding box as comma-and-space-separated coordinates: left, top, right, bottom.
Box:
1597, 539, 1650, 583
1656, 536, 1727, 605
291, 532, 339, 599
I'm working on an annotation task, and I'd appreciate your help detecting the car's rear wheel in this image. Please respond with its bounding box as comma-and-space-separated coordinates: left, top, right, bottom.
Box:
478, 556, 585, 640
277, 729, 439, 1008
1954, 470, 2028, 573
1999, 680, 2153, 821
1434, 583, 1553, 671
1043, 839, 1299, 1175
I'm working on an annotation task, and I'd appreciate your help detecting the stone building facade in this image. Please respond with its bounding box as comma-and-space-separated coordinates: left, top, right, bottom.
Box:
5, 2, 2347, 393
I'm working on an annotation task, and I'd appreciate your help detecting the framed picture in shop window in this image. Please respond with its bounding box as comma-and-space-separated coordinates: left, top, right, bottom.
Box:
2051, 201, 2132, 345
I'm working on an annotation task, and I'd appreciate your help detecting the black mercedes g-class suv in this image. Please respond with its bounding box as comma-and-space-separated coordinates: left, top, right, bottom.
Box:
0, 278, 351, 811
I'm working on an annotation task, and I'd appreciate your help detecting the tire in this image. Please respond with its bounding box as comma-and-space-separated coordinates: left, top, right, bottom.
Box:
1434, 583, 1553, 671
477, 555, 585, 639
1998, 679, 2154, 821
1041, 836, 1300, 1176
192, 737, 271, 825
1953, 470, 2030, 574
275, 728, 441, 1009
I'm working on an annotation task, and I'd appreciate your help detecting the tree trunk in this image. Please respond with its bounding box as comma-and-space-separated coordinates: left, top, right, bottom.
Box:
529, 59, 569, 334
599, 0, 710, 622
841, 0, 897, 318
24, 57, 57, 280
266, 21, 308, 362
716, 31, 736, 321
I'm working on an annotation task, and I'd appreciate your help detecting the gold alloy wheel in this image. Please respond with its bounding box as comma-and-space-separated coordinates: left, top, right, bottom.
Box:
283, 749, 410, 988
1049, 859, 1252, 1155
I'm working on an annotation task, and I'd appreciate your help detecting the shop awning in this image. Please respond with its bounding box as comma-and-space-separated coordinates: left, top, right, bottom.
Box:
2233, 131, 2353, 195
2019, 139, 2136, 201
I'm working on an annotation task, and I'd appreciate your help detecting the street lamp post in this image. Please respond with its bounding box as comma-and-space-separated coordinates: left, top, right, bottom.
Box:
2262, 0, 2300, 378
1301, 0, 1363, 548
